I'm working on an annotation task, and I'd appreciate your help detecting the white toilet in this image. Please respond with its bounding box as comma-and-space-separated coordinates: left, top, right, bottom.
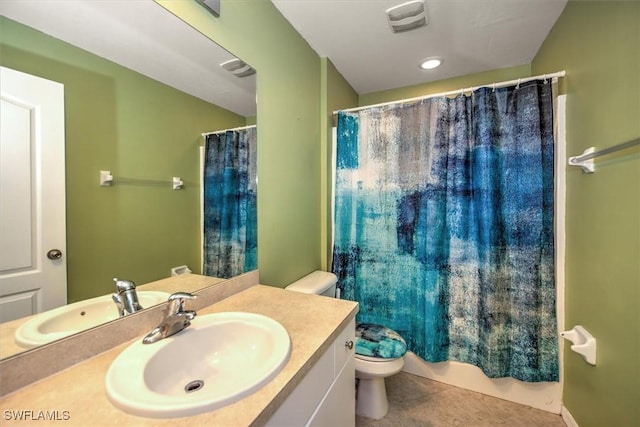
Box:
286, 270, 407, 420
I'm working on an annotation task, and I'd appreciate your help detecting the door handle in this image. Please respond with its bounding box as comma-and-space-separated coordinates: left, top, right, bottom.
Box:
47, 249, 63, 260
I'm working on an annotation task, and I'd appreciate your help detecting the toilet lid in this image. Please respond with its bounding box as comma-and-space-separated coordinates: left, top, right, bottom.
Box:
355, 323, 407, 359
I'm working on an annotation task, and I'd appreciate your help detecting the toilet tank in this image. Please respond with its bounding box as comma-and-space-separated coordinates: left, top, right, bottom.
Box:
285, 271, 337, 297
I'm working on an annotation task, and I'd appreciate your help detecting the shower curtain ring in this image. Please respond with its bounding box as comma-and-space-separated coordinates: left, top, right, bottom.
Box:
516, 78, 521, 89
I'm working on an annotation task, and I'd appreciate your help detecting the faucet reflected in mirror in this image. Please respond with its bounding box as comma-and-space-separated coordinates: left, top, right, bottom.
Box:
0, 1, 257, 360
111, 278, 143, 317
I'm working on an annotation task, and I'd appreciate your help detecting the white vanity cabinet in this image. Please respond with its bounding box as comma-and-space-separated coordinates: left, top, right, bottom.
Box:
265, 317, 356, 427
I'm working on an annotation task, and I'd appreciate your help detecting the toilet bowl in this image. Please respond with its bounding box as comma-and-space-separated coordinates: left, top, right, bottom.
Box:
353, 322, 407, 419
285, 271, 407, 420
355, 355, 404, 419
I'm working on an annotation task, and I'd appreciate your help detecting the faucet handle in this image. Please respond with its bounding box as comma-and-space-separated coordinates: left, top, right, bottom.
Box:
167, 292, 197, 314
113, 277, 136, 293
168, 292, 196, 302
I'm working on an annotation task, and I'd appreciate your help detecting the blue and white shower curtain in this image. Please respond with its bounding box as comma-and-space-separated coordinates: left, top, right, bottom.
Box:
332, 81, 558, 382
203, 127, 257, 278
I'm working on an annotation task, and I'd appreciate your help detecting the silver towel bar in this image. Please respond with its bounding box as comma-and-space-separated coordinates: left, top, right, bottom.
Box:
568, 138, 640, 173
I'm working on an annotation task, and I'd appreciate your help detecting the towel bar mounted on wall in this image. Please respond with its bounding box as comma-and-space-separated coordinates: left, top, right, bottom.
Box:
568, 138, 640, 173
99, 170, 184, 190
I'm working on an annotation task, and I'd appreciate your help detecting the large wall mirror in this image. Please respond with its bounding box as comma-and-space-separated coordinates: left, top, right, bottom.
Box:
0, 0, 257, 359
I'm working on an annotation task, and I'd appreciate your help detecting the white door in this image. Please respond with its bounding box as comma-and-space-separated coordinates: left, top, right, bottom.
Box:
0, 66, 67, 323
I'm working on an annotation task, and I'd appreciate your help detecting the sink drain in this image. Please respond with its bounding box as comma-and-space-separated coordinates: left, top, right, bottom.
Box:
184, 380, 205, 393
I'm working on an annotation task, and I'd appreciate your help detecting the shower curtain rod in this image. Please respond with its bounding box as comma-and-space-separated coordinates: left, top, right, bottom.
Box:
333, 70, 566, 115
202, 124, 256, 136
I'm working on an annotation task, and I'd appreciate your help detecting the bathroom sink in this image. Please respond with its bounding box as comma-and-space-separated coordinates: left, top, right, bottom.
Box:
105, 312, 291, 418
14, 291, 170, 348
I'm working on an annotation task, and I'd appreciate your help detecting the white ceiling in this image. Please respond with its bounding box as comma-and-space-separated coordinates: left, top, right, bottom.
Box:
0, 0, 257, 117
271, 0, 567, 94
2, 1, 567, 114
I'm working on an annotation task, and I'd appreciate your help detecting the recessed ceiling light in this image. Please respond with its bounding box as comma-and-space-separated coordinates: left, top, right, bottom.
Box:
420, 57, 443, 70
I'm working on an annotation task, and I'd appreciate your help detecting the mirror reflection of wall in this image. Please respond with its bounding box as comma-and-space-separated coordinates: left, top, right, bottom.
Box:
0, 1, 256, 359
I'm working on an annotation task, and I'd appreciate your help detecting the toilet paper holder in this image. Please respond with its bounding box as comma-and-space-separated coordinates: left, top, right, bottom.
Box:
560, 325, 596, 365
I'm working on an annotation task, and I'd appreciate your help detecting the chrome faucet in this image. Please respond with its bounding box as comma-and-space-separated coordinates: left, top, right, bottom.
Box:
142, 292, 197, 344
111, 278, 143, 316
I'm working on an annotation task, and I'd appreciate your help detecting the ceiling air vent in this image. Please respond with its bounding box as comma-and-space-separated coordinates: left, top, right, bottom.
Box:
386, 0, 427, 33
220, 58, 256, 78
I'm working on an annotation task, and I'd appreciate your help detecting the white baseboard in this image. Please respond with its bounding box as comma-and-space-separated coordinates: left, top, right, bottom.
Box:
561, 406, 579, 427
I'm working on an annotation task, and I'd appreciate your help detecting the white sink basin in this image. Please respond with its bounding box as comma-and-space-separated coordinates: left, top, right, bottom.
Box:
14, 291, 170, 348
105, 312, 291, 418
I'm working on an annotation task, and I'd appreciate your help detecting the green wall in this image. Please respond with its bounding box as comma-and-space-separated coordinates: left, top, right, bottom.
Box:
532, 2, 640, 426
158, 0, 323, 286
0, 17, 245, 302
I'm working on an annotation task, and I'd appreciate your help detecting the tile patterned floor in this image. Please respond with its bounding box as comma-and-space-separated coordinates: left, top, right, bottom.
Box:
356, 372, 566, 427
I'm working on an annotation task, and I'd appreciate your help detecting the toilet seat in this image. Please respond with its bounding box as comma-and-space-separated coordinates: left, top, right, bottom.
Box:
355, 322, 407, 359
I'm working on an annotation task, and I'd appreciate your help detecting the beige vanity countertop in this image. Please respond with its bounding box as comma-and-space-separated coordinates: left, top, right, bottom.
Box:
0, 285, 358, 427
